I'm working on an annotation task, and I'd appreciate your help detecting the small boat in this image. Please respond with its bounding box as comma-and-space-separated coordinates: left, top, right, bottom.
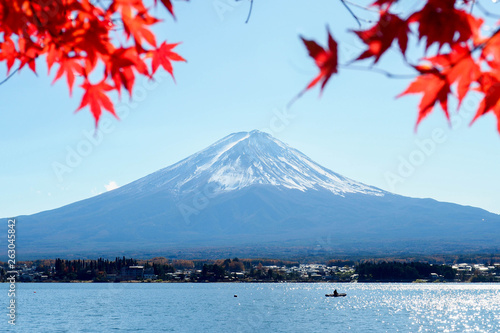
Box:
325, 293, 346, 297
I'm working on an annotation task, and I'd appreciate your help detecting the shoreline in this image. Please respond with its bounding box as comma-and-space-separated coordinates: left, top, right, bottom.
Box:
2, 280, 494, 284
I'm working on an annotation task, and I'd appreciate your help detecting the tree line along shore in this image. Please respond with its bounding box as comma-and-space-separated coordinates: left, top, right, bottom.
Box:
2, 257, 500, 283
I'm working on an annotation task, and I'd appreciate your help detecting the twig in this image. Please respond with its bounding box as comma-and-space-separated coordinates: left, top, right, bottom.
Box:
342, 0, 379, 12
475, 1, 500, 19
339, 64, 415, 79
0, 67, 20, 86
235, 0, 254, 24
340, 0, 362, 28
29, 0, 43, 27
287, 89, 306, 109
245, 0, 253, 24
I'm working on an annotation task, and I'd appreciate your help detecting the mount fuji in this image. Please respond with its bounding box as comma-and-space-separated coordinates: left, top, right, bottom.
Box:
3, 130, 500, 258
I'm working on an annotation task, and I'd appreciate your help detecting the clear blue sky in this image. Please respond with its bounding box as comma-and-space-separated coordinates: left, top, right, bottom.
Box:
1, 0, 499, 217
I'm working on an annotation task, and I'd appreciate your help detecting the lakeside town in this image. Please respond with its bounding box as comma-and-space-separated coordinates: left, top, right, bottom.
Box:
2, 257, 500, 283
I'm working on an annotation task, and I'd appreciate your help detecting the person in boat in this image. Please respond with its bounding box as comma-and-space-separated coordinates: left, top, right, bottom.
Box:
333, 289, 338, 296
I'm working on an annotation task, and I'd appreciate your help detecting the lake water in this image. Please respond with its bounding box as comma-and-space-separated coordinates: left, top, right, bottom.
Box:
2, 283, 500, 332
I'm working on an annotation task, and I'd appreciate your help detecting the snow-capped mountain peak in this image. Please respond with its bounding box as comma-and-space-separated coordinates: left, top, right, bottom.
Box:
128, 130, 385, 197
12, 131, 500, 258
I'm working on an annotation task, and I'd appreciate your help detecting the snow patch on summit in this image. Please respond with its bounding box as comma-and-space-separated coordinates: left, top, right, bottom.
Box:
126, 130, 385, 198
196, 133, 250, 174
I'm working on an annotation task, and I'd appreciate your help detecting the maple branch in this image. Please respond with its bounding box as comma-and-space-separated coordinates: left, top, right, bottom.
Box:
288, 64, 414, 109
471, 27, 500, 56
469, 0, 475, 14
474, 1, 500, 19
412, 26, 500, 82
446, 25, 500, 70
343, 0, 379, 12
339, 0, 377, 25
340, 64, 416, 79
28, 0, 43, 28
0, 67, 20, 86
340, 0, 362, 28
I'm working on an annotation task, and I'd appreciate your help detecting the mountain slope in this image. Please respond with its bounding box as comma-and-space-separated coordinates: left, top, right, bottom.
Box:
2, 130, 499, 258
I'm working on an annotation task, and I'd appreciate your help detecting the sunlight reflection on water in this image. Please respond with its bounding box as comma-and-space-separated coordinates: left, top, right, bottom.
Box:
2, 283, 499, 332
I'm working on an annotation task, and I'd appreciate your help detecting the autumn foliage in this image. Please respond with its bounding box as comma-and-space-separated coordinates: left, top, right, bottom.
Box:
0, 0, 185, 126
1, 1, 500, 133
301, 0, 500, 133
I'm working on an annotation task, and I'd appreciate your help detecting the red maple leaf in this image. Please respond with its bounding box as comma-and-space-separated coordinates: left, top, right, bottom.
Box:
301, 30, 338, 93
481, 30, 500, 67
109, 0, 148, 14
68, 18, 114, 70
76, 80, 117, 126
0, 0, 183, 129
16, 37, 42, 73
158, 0, 175, 18
354, 10, 408, 63
408, 0, 474, 51
398, 69, 451, 128
472, 72, 500, 132
0, 38, 17, 74
371, 0, 398, 8
122, 7, 159, 47
46, 45, 61, 74
105, 47, 149, 96
427, 45, 481, 105
149, 41, 186, 76
52, 57, 85, 96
